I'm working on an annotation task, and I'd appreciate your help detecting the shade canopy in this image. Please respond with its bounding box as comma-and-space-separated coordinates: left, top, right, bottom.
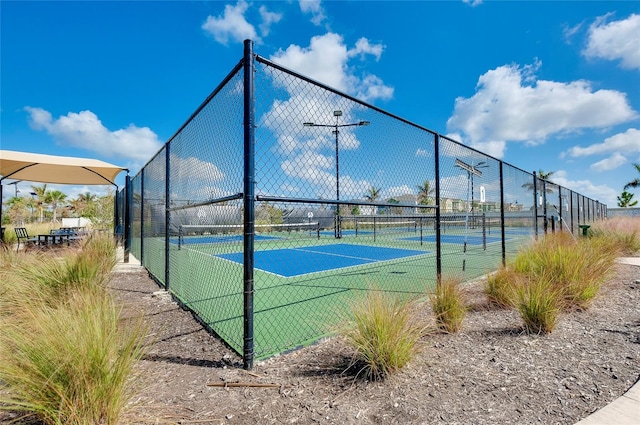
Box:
0, 150, 127, 186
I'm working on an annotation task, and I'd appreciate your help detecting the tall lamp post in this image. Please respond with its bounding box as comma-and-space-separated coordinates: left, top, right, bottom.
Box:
304, 110, 370, 238
455, 159, 489, 227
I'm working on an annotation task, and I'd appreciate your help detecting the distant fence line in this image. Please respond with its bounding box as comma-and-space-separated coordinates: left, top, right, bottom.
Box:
116, 40, 607, 369
607, 207, 640, 217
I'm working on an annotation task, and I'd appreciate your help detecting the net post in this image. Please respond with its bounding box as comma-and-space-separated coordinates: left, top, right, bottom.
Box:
242, 39, 256, 370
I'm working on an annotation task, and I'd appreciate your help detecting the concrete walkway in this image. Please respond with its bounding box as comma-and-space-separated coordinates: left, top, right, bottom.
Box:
575, 256, 640, 425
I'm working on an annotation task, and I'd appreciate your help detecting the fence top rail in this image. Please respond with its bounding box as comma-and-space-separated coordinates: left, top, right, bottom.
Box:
257, 195, 438, 210
168, 193, 244, 212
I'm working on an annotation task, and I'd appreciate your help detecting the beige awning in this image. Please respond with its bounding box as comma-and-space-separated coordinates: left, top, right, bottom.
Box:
0, 150, 127, 186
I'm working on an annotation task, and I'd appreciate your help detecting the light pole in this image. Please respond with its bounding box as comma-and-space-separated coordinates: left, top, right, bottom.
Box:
30, 192, 37, 223
455, 159, 488, 226
304, 110, 370, 238
7, 181, 20, 197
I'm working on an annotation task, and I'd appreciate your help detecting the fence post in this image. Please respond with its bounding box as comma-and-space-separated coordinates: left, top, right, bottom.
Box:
556, 185, 564, 232
499, 161, 506, 266
542, 179, 548, 234
434, 133, 442, 285
569, 190, 574, 234
243, 39, 256, 370
533, 171, 539, 239
124, 173, 132, 263
140, 169, 145, 265
165, 144, 171, 291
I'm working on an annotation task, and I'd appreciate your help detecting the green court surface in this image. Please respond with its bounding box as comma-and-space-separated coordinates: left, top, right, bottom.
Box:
141, 226, 534, 359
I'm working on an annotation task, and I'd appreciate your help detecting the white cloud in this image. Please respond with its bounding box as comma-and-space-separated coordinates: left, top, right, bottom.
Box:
416, 148, 430, 157
258, 5, 282, 37
349, 38, 384, 61
566, 128, 640, 157
552, 170, 619, 206
583, 13, 640, 71
25, 107, 162, 162
590, 152, 627, 172
299, 0, 326, 26
270, 33, 393, 102
446, 62, 637, 157
462, 0, 483, 7
202, 1, 260, 45
385, 184, 415, 198
564, 128, 640, 172
562, 22, 583, 44
263, 33, 391, 198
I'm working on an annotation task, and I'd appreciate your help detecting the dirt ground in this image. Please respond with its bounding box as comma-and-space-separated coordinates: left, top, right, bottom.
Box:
98, 260, 639, 425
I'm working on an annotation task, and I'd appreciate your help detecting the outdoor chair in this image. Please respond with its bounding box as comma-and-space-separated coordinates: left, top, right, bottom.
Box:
14, 227, 38, 252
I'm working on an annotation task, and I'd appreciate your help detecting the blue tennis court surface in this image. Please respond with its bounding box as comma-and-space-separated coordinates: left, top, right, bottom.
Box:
216, 243, 429, 277
403, 235, 506, 245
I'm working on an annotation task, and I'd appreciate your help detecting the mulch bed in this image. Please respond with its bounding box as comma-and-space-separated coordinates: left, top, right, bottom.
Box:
110, 261, 640, 425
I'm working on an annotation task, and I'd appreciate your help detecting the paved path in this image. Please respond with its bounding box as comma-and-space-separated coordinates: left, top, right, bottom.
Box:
575, 257, 640, 425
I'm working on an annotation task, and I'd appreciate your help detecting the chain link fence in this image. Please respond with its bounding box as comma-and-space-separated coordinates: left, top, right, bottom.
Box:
119, 41, 607, 368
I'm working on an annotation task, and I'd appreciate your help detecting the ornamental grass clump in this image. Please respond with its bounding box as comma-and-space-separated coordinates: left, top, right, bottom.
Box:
339, 290, 427, 381
0, 288, 146, 425
512, 231, 615, 311
10, 232, 118, 305
514, 272, 562, 334
484, 266, 519, 308
430, 276, 467, 333
590, 216, 640, 256
0, 232, 146, 425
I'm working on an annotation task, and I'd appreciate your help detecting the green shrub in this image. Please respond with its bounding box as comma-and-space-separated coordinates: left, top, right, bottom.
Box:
339, 290, 427, 381
430, 276, 467, 333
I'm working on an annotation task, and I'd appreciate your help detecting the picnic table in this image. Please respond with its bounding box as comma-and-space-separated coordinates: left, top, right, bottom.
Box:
37, 228, 86, 247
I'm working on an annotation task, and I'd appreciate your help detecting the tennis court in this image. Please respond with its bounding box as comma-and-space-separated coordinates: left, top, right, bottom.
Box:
159, 218, 534, 359
217, 243, 429, 278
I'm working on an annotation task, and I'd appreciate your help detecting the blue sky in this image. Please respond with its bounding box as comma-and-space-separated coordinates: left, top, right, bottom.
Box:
1, 0, 639, 207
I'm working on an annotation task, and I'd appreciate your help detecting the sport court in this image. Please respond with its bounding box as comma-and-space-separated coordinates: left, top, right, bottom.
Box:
167, 219, 529, 358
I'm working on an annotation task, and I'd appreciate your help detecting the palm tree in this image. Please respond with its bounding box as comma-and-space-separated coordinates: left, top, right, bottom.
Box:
31, 184, 48, 223
69, 192, 97, 216
48, 190, 67, 223
364, 186, 381, 202
522, 169, 556, 193
623, 163, 640, 191
617, 191, 638, 207
416, 180, 435, 205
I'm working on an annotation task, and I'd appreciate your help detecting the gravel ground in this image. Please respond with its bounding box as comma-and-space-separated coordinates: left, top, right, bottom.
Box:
109, 260, 640, 425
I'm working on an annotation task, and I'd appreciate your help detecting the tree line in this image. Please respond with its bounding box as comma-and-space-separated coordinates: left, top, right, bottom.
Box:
2, 184, 115, 228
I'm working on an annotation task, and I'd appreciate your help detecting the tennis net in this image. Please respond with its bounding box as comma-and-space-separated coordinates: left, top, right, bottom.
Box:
177, 222, 320, 248
341, 217, 419, 240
